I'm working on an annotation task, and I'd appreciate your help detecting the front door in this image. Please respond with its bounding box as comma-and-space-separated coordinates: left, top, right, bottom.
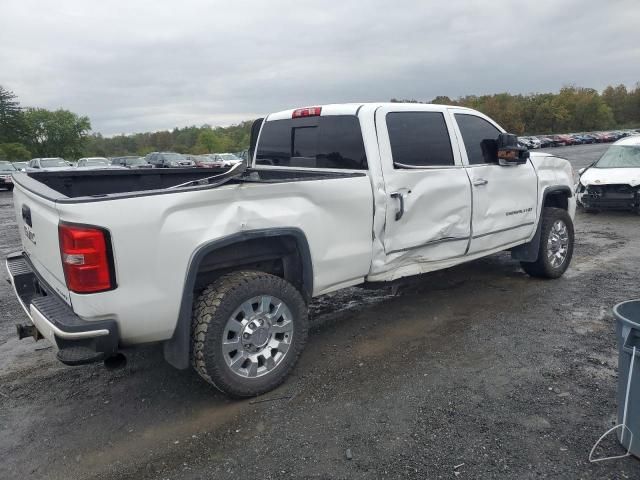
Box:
375, 105, 472, 263
450, 110, 538, 254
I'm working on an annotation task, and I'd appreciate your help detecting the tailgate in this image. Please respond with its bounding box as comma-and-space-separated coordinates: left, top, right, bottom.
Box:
12, 183, 71, 305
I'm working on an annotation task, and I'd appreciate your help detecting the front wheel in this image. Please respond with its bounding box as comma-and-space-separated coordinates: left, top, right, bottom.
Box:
191, 271, 308, 397
520, 207, 574, 279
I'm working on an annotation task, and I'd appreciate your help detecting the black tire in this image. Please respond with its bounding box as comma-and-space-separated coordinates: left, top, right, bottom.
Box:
520, 207, 574, 279
191, 271, 308, 398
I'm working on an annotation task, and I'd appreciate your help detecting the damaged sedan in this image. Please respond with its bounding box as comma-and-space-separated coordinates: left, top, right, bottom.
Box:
576, 135, 640, 213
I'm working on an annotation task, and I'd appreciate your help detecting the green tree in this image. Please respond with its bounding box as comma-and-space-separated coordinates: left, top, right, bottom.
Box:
23, 108, 91, 158
0, 86, 24, 144
0, 142, 31, 160
195, 129, 230, 153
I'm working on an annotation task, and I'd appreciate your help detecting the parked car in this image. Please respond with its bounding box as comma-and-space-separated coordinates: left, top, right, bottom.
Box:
27, 158, 73, 171
527, 137, 541, 149
145, 152, 196, 168
576, 135, 640, 213
111, 156, 153, 169
7, 102, 576, 398
76, 157, 126, 170
0, 161, 16, 190
215, 153, 243, 167
555, 134, 574, 146
537, 136, 555, 148
518, 136, 534, 149
193, 154, 224, 168
579, 134, 597, 144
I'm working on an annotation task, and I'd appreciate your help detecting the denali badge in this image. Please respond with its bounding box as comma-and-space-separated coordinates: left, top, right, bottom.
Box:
24, 225, 36, 245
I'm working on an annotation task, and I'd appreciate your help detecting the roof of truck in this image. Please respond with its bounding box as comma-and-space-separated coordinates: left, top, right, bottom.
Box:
266, 103, 475, 121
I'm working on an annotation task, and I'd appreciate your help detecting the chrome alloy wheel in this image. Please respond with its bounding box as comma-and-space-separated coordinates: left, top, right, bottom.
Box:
547, 219, 569, 268
222, 295, 293, 378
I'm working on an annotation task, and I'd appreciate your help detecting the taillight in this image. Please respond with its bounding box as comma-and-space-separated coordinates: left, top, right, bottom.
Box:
58, 223, 115, 293
292, 106, 322, 118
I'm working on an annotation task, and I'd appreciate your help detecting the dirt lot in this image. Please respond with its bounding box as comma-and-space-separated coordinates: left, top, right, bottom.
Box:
1, 143, 639, 479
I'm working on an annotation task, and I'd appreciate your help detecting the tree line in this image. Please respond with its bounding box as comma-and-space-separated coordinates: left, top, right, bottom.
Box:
1, 83, 639, 161
393, 84, 640, 135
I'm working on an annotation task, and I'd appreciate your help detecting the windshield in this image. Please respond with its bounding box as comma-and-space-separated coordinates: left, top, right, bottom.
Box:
126, 158, 146, 165
85, 158, 110, 166
41, 158, 68, 167
0, 162, 16, 171
594, 145, 640, 168
162, 153, 187, 162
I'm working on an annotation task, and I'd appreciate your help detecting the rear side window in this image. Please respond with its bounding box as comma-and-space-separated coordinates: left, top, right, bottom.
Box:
256, 115, 367, 170
455, 114, 502, 165
386, 112, 454, 167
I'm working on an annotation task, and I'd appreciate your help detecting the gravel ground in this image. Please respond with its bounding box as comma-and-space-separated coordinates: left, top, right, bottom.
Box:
1, 143, 639, 479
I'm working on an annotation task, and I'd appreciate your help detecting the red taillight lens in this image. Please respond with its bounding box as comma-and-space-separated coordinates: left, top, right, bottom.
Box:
292, 106, 322, 118
58, 223, 115, 293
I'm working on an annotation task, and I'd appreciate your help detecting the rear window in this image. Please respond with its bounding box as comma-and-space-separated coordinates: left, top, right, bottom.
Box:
256, 115, 367, 170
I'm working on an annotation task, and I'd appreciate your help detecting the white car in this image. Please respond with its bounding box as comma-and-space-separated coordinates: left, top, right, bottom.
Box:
576, 135, 640, 213
27, 157, 73, 171
76, 157, 126, 170
7, 102, 575, 397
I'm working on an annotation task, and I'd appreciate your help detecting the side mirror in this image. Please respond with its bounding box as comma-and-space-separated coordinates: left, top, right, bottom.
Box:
497, 133, 529, 166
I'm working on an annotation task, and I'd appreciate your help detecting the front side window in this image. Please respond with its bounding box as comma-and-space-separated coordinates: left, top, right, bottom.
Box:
455, 114, 502, 165
256, 115, 367, 170
386, 112, 454, 167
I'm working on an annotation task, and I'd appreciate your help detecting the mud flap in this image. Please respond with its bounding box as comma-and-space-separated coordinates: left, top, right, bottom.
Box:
510, 218, 542, 262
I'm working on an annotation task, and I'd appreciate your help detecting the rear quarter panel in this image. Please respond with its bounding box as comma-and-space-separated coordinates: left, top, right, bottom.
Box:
57, 175, 374, 345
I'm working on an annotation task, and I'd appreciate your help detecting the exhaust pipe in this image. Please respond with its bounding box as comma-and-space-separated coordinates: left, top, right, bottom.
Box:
104, 353, 127, 370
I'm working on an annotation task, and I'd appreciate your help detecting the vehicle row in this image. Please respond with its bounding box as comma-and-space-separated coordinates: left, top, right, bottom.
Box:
5, 152, 244, 173
519, 129, 638, 149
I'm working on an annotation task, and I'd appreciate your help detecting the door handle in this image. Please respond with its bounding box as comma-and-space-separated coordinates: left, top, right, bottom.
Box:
390, 192, 404, 221
473, 178, 488, 187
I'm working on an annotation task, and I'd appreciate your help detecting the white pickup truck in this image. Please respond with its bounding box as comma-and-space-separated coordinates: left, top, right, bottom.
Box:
6, 103, 575, 397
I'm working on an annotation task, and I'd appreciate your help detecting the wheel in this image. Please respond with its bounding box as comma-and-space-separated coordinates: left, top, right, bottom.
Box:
191, 271, 308, 397
520, 207, 574, 279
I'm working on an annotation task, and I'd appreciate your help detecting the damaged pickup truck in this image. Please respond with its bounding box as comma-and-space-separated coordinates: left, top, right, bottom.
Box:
6, 103, 576, 397
576, 135, 640, 213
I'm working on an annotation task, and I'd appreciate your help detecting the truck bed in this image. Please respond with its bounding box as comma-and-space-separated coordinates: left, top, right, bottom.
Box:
21, 168, 364, 200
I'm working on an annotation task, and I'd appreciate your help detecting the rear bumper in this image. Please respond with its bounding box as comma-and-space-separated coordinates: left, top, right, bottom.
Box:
5, 252, 119, 365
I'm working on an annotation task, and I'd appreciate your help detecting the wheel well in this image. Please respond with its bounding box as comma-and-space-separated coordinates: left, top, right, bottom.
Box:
543, 190, 569, 211
193, 235, 310, 302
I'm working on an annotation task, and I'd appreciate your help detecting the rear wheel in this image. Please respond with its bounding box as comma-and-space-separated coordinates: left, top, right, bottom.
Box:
191, 271, 308, 397
521, 207, 574, 279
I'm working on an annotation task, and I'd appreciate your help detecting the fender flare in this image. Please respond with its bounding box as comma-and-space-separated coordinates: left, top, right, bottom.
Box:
163, 227, 314, 369
510, 185, 572, 262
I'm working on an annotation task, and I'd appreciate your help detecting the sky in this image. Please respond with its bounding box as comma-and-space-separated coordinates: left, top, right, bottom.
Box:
1, 0, 639, 136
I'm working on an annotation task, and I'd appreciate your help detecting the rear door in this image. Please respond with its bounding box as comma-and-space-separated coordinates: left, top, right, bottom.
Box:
449, 109, 538, 254
375, 105, 472, 261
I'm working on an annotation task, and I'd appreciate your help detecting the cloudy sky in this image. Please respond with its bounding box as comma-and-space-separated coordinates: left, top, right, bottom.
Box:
1, 0, 639, 135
